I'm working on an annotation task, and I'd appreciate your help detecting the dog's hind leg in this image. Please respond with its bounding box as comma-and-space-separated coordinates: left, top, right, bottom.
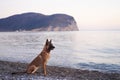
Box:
27, 65, 38, 74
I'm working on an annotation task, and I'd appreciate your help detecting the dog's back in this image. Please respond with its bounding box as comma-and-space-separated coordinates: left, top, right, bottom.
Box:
27, 54, 42, 73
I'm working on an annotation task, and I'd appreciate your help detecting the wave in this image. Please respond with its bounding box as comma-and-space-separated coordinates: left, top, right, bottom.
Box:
78, 62, 120, 73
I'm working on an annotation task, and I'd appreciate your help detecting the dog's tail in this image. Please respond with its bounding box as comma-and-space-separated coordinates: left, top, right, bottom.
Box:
12, 71, 26, 75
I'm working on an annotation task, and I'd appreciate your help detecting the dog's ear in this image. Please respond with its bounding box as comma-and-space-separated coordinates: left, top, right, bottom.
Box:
46, 39, 48, 44
50, 39, 52, 43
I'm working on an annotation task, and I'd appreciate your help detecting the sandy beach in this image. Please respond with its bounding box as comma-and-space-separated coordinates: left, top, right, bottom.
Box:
0, 60, 120, 80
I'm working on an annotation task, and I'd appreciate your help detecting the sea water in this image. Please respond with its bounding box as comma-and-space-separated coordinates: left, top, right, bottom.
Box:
0, 31, 120, 73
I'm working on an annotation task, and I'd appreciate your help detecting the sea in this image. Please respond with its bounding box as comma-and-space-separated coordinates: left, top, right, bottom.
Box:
0, 31, 120, 73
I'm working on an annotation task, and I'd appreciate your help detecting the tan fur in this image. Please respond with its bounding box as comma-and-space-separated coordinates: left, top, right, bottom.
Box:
26, 39, 55, 76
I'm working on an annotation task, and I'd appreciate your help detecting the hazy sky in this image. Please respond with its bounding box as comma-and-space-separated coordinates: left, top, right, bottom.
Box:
0, 0, 120, 30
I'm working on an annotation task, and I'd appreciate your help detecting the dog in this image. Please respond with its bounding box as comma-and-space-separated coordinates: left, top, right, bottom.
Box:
26, 39, 55, 76
12, 39, 55, 76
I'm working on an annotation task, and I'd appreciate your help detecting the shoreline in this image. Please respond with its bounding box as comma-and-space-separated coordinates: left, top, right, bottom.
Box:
0, 60, 120, 80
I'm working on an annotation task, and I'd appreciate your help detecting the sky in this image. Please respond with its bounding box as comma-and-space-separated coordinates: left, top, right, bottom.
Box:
0, 0, 120, 30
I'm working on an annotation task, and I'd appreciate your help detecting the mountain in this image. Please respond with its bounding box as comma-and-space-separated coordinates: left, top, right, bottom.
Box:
0, 12, 79, 31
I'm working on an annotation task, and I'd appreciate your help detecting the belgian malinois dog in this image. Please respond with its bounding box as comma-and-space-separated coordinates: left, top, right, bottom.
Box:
26, 39, 55, 76
12, 39, 55, 76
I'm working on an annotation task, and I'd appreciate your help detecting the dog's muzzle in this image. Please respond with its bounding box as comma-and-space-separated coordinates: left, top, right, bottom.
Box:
52, 46, 55, 50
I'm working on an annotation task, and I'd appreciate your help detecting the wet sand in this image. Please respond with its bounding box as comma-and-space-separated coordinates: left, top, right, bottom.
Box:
0, 60, 120, 80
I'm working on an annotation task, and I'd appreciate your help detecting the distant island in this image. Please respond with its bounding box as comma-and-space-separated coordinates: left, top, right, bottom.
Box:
0, 12, 79, 31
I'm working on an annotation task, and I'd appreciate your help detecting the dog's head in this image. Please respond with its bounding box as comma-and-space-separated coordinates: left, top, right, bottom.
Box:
45, 39, 55, 51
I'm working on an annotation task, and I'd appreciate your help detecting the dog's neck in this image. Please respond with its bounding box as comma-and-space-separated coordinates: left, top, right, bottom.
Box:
42, 46, 51, 53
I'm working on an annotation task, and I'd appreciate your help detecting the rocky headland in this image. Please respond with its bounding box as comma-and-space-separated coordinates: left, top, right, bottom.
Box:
0, 12, 79, 31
